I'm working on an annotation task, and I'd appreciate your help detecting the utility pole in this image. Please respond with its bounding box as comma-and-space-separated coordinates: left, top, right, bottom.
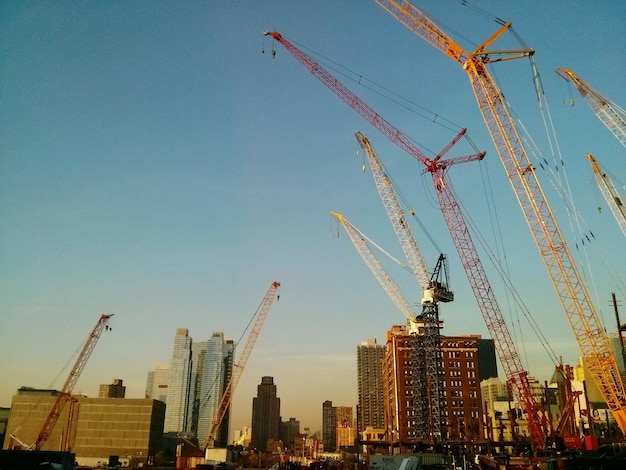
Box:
612, 292, 626, 371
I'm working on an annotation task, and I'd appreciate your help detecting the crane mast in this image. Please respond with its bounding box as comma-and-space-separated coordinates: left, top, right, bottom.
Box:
373, 0, 626, 432
204, 281, 280, 450
355, 131, 451, 441
586, 154, 626, 237
556, 68, 626, 149
331, 211, 444, 441
34, 314, 113, 450
268, 29, 550, 446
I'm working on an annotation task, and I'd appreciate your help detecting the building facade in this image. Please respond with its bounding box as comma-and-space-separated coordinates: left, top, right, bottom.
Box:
164, 328, 193, 433
146, 363, 170, 403
382, 326, 486, 444
357, 338, 385, 433
98, 378, 126, 398
197, 332, 234, 447
280, 417, 300, 449
251, 376, 281, 451
3, 391, 164, 467
322, 400, 337, 452
335, 406, 354, 450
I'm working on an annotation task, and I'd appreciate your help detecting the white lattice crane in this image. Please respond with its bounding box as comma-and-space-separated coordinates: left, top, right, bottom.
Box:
556, 68, 626, 149
586, 154, 626, 237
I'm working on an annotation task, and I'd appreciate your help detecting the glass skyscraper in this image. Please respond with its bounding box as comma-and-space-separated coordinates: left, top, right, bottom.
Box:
197, 332, 234, 447
164, 328, 193, 433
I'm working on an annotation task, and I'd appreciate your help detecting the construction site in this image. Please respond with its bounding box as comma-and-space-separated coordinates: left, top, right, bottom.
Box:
1, 1, 625, 470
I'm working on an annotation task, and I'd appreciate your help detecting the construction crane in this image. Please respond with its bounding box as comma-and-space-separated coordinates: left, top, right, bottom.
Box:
373, 0, 626, 432
331, 211, 420, 324
203, 281, 281, 451
330, 211, 447, 440
355, 130, 452, 441
556, 68, 626, 149
34, 313, 113, 450
586, 154, 626, 237
266, 31, 550, 446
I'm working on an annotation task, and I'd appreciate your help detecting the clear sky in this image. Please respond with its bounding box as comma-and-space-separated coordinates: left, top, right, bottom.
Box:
1, 1, 625, 439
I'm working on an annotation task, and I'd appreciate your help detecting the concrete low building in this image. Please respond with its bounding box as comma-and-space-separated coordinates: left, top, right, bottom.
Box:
3, 388, 165, 467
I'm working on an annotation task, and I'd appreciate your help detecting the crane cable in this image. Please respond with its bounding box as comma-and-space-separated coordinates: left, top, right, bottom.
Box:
503, 50, 626, 318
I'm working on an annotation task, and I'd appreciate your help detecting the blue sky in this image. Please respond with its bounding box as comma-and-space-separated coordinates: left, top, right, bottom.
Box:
1, 1, 624, 437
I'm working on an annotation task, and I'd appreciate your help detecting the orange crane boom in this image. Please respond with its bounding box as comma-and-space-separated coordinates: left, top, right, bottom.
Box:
266, 31, 549, 446
34, 314, 113, 450
204, 281, 281, 450
374, 0, 626, 432
556, 68, 626, 149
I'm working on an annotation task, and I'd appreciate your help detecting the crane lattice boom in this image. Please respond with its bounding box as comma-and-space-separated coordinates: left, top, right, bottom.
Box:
556, 68, 626, 149
355, 131, 430, 293
374, 0, 626, 432
204, 281, 280, 449
586, 154, 626, 237
34, 314, 113, 450
331, 212, 419, 325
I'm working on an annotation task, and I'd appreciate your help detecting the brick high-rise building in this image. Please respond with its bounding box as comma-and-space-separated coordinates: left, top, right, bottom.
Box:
251, 376, 281, 451
357, 338, 385, 433
382, 326, 486, 444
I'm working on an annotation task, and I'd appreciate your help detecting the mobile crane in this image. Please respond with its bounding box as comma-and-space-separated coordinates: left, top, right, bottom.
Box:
585, 154, 626, 237
266, 31, 550, 446
34, 314, 113, 450
556, 68, 626, 149
373, 0, 626, 432
203, 281, 281, 451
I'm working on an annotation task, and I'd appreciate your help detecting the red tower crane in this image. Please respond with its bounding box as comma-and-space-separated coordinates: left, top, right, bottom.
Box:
34, 314, 113, 450
265, 31, 551, 447
373, 0, 626, 433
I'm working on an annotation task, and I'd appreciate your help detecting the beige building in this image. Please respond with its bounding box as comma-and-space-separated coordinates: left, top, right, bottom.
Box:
3, 389, 165, 467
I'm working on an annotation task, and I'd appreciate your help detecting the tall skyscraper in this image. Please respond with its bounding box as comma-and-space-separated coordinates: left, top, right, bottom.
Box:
146, 364, 170, 403
357, 338, 385, 432
164, 328, 193, 433
321, 400, 337, 452
189, 340, 207, 436
197, 332, 234, 447
251, 376, 281, 451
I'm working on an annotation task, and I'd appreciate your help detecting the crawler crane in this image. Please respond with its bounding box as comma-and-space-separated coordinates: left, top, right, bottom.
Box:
586, 154, 626, 237
266, 31, 550, 446
203, 281, 280, 451
373, 0, 626, 432
556, 68, 626, 149
34, 314, 113, 450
